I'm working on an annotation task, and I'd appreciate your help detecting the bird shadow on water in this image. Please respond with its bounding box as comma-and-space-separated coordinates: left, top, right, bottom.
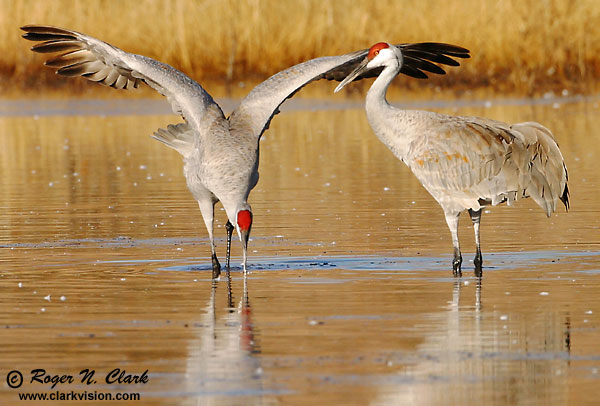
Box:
9, 237, 596, 277
159, 249, 600, 277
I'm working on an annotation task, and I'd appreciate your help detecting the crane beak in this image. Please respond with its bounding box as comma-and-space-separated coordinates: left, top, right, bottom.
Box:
238, 228, 250, 273
334, 58, 370, 93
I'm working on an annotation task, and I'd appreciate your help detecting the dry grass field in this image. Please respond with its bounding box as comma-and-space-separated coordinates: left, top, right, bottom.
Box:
1, 0, 599, 95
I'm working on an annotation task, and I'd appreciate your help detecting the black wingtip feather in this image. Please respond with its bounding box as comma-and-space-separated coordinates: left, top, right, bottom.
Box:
399, 64, 429, 79
21, 25, 75, 35
56, 62, 92, 77
404, 42, 471, 57
30, 40, 83, 54
22, 32, 75, 42
403, 56, 447, 75
396, 42, 470, 79
403, 50, 461, 67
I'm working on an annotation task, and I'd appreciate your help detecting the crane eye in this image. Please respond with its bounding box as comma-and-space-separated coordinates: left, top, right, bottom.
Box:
374, 50, 379, 56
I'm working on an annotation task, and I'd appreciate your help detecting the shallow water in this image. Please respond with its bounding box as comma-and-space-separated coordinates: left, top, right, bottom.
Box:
0, 95, 599, 405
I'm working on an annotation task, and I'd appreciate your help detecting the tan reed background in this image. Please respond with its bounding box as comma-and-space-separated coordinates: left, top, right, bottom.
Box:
1, 0, 599, 95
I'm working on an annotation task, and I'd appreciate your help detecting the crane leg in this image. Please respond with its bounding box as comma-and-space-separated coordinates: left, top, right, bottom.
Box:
211, 253, 221, 279
225, 220, 234, 270
198, 199, 221, 279
444, 211, 462, 277
469, 208, 483, 277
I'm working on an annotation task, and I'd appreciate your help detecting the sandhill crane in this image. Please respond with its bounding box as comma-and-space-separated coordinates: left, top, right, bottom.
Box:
22, 26, 468, 277
335, 42, 569, 277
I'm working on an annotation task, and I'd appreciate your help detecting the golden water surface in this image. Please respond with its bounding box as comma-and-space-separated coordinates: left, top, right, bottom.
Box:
0, 96, 599, 405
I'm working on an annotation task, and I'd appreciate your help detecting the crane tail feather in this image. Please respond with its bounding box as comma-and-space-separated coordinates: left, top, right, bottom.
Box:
151, 122, 196, 156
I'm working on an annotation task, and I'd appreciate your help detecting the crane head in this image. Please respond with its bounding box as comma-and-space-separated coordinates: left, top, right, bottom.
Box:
334, 42, 399, 93
367, 42, 391, 60
236, 208, 253, 272
237, 209, 252, 233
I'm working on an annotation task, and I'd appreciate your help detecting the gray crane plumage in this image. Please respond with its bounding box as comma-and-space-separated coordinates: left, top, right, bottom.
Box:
335, 42, 569, 277
22, 26, 469, 277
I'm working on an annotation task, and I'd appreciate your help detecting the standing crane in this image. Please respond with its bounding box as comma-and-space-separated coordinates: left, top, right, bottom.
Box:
335, 42, 569, 277
22, 26, 468, 277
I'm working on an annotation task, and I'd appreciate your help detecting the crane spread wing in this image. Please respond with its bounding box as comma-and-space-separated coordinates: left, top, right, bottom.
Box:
230, 43, 469, 140
324, 42, 470, 81
21, 25, 224, 130
406, 116, 569, 215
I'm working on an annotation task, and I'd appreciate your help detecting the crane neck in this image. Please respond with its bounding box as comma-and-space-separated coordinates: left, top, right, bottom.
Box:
365, 60, 401, 112
364, 60, 415, 157
365, 63, 406, 152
